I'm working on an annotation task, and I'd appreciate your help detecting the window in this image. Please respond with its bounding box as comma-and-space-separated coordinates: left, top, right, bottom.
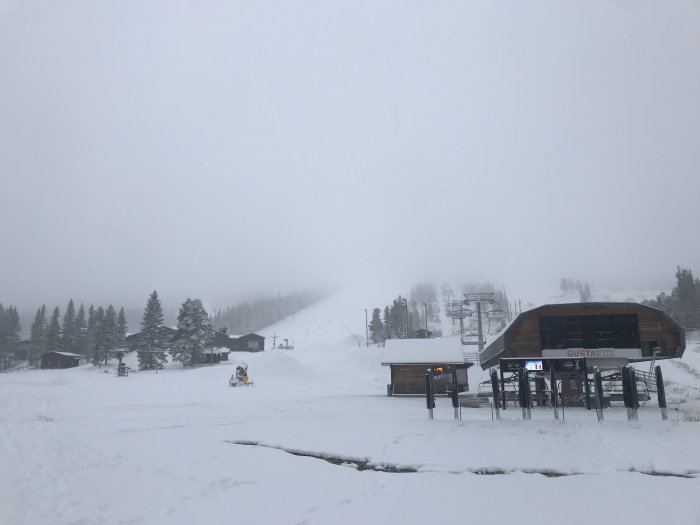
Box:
540, 314, 640, 349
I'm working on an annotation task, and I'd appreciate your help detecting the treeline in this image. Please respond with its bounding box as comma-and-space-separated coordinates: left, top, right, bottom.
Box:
29, 301, 127, 366
560, 278, 592, 302
211, 289, 326, 335
0, 305, 21, 369
368, 282, 443, 343
644, 267, 700, 328
0, 300, 128, 370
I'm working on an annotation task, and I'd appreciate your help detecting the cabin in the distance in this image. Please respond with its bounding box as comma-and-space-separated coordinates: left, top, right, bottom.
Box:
479, 302, 685, 371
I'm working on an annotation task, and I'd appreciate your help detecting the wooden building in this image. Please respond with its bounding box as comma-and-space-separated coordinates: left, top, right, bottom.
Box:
229, 333, 265, 352
206, 329, 265, 353
479, 302, 685, 371
125, 327, 264, 358
40, 351, 82, 369
381, 337, 474, 395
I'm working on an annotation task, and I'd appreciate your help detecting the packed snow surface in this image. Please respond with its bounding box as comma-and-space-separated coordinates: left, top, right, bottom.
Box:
2, 292, 700, 524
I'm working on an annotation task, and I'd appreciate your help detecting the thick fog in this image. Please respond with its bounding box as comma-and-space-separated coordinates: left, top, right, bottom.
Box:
1, 1, 699, 310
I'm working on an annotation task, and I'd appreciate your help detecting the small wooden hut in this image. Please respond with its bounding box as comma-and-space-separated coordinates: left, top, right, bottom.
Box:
381, 337, 474, 396
230, 333, 265, 352
40, 351, 82, 369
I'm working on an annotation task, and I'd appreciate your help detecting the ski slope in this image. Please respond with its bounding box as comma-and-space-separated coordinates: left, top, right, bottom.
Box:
2, 290, 700, 525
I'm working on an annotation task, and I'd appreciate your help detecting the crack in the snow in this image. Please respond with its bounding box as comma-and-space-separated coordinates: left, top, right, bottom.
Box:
225, 440, 417, 473
224, 440, 699, 479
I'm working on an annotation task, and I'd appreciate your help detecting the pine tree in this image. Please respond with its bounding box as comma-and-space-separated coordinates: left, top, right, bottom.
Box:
137, 291, 168, 370
91, 306, 105, 365
388, 296, 407, 339
0, 304, 6, 368
46, 307, 62, 353
369, 308, 385, 343
383, 306, 392, 339
61, 299, 77, 353
29, 305, 48, 366
0, 305, 21, 369
170, 298, 213, 367
7, 306, 20, 349
98, 305, 118, 364
117, 307, 127, 348
86, 305, 97, 362
671, 267, 699, 327
644, 267, 700, 327
75, 304, 87, 356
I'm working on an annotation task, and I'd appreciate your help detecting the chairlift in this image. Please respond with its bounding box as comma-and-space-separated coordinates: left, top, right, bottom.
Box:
485, 307, 506, 319
486, 307, 507, 333
467, 318, 479, 337
445, 301, 473, 320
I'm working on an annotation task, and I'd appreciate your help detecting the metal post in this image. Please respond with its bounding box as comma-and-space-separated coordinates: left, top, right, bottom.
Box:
622, 366, 632, 420
519, 368, 531, 420
594, 366, 604, 422
451, 370, 460, 420
655, 365, 668, 421
476, 302, 484, 352
629, 367, 639, 421
425, 368, 435, 420
525, 371, 532, 420
583, 360, 592, 411
500, 367, 507, 410
490, 369, 501, 420
549, 367, 559, 420
623, 366, 639, 421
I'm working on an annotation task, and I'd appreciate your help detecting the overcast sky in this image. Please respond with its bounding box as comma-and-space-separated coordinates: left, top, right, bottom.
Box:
1, 0, 699, 311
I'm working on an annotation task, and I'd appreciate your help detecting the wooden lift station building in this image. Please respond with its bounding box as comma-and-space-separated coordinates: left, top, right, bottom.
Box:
382, 337, 474, 395
479, 302, 685, 372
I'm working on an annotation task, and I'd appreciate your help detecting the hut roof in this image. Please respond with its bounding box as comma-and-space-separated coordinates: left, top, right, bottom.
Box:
43, 351, 82, 358
381, 337, 468, 365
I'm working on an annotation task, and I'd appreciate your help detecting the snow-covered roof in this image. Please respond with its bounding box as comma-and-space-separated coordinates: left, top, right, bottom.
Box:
381, 337, 468, 365
45, 351, 82, 358
203, 347, 230, 354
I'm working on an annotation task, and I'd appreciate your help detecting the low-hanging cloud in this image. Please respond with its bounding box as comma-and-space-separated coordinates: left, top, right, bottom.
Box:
1, 0, 699, 311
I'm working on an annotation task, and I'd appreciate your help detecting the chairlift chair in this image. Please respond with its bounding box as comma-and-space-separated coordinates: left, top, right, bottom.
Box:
485, 307, 506, 333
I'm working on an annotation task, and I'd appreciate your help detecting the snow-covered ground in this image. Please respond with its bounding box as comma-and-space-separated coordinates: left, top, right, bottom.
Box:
2, 292, 700, 525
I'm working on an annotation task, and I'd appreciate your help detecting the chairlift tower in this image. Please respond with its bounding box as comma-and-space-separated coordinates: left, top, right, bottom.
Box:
444, 300, 472, 343
444, 293, 495, 352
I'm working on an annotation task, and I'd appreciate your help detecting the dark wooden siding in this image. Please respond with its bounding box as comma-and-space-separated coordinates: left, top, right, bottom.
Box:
40, 352, 80, 369
231, 334, 265, 352
390, 364, 470, 395
480, 303, 685, 369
